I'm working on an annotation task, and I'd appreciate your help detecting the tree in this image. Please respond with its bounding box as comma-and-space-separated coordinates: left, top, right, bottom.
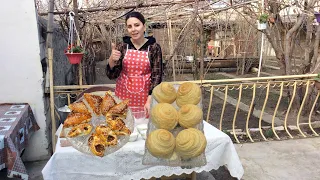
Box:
263, 0, 320, 75
235, 0, 320, 116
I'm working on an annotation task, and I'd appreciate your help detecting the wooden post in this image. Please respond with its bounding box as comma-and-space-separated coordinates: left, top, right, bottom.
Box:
46, 0, 56, 153
73, 0, 82, 85
167, 15, 175, 81
233, 39, 236, 58
78, 39, 83, 86
73, 0, 80, 34
199, 22, 204, 81
46, 0, 54, 49
191, 171, 196, 180
258, 0, 265, 77
48, 48, 57, 153
197, 4, 204, 81
45, 0, 55, 93
79, 62, 83, 85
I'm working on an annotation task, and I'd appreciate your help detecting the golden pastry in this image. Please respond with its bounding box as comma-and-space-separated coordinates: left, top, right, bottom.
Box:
88, 133, 106, 157
115, 126, 131, 136
100, 91, 116, 116
95, 125, 112, 135
106, 113, 126, 122
146, 129, 175, 159
151, 103, 178, 130
108, 99, 129, 114
152, 82, 177, 104
68, 101, 90, 115
105, 132, 118, 146
107, 118, 125, 131
67, 123, 93, 138
178, 104, 203, 128
175, 128, 207, 159
95, 125, 118, 146
176, 82, 201, 107
63, 113, 92, 128
87, 133, 95, 146
106, 118, 131, 136
83, 93, 103, 116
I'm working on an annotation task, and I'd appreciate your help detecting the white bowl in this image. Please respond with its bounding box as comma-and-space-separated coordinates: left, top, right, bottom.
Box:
140, 130, 147, 140
129, 132, 139, 142
136, 124, 148, 133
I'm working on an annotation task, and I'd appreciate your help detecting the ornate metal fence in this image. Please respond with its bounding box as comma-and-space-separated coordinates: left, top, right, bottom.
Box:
52, 74, 320, 144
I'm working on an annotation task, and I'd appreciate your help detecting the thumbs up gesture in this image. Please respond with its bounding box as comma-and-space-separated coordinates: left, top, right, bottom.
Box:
109, 43, 121, 63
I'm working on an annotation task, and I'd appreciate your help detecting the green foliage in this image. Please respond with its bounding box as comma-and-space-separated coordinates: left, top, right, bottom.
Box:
65, 44, 84, 53
314, 73, 320, 82
259, 14, 269, 24
222, 129, 232, 137
264, 129, 274, 138
71, 46, 84, 53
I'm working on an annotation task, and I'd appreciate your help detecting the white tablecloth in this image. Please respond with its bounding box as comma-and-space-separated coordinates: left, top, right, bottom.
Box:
42, 121, 243, 180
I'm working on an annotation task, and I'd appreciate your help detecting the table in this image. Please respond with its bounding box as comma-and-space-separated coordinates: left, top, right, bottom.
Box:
42, 121, 244, 180
0, 103, 40, 180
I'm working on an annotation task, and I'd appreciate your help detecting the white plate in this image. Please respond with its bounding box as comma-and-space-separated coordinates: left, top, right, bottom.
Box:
63, 92, 134, 157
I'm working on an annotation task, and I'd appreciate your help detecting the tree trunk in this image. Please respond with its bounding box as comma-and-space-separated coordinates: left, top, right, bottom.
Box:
311, 25, 320, 73
284, 14, 306, 75
303, 17, 314, 73
71, 0, 80, 85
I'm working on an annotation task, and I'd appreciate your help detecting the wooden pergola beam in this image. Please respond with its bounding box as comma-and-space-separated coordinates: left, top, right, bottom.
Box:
38, 0, 206, 16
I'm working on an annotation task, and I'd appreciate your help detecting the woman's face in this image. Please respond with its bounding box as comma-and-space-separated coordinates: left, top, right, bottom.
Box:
126, 17, 146, 41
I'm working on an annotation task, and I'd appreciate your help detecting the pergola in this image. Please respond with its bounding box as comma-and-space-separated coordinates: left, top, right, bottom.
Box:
39, 0, 263, 151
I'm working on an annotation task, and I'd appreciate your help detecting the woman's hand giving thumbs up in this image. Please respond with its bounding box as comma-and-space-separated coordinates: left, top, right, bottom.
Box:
108, 43, 121, 69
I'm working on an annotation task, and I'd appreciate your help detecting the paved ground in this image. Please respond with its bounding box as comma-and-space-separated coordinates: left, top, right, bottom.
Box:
236, 138, 320, 180
0, 160, 46, 180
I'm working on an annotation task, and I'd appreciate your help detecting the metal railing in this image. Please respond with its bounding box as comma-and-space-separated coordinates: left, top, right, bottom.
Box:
197, 74, 320, 143
52, 74, 320, 144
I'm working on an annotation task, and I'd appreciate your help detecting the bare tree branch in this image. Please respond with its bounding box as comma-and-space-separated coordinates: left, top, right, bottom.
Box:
284, 14, 306, 75
38, 0, 206, 16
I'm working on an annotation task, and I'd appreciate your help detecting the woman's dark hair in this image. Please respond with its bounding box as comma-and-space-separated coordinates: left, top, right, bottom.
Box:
125, 11, 145, 24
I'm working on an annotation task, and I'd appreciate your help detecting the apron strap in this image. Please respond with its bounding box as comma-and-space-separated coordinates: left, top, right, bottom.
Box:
124, 44, 129, 57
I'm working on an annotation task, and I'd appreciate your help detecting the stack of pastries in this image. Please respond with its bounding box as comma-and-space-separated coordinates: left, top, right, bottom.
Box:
64, 91, 131, 157
146, 82, 207, 160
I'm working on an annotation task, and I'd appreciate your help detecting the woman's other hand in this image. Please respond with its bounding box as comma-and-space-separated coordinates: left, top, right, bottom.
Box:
108, 43, 121, 68
144, 95, 152, 118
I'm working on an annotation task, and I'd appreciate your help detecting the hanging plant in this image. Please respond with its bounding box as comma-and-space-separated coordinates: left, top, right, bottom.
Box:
259, 13, 269, 24
65, 44, 84, 53
65, 44, 84, 64
257, 13, 269, 30
65, 11, 84, 64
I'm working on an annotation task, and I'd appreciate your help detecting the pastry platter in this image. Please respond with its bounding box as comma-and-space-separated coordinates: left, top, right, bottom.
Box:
62, 91, 134, 157
142, 82, 207, 167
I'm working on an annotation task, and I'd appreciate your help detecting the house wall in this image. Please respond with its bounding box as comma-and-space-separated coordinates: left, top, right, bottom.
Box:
0, 1, 49, 161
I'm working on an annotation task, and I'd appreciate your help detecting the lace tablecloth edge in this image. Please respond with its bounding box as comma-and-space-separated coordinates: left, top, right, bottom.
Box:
126, 164, 243, 180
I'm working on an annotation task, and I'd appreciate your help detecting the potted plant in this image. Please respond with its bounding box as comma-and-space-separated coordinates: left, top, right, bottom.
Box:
314, 73, 320, 90
65, 44, 84, 64
258, 13, 268, 30
314, 12, 320, 23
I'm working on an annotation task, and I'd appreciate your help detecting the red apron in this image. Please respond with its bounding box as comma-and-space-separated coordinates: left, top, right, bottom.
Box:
115, 45, 151, 108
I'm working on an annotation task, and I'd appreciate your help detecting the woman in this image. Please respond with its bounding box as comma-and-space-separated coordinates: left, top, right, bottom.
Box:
106, 11, 163, 117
